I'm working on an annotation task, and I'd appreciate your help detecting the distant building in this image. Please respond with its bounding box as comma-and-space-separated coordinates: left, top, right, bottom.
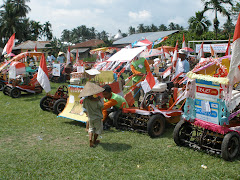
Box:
70, 39, 104, 59
12, 40, 51, 55
113, 30, 179, 48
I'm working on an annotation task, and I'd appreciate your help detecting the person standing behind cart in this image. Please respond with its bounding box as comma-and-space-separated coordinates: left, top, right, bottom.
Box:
130, 56, 150, 106
47, 52, 56, 65
174, 49, 190, 77
57, 52, 65, 64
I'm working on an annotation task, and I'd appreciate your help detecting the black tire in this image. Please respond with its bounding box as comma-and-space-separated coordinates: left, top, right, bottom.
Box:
3, 85, 10, 95
113, 110, 122, 129
53, 99, 67, 115
173, 120, 193, 146
221, 132, 240, 161
40, 96, 52, 111
10, 88, 21, 98
147, 114, 165, 138
0, 81, 5, 91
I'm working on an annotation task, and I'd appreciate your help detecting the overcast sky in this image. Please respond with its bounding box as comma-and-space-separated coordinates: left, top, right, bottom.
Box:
3, 0, 231, 39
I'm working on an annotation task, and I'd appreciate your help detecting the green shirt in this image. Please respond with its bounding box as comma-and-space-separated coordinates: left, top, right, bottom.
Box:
104, 93, 128, 108
131, 57, 146, 82
83, 97, 103, 121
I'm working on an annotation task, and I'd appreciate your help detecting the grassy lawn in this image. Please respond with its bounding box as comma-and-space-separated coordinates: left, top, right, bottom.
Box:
1, 82, 240, 179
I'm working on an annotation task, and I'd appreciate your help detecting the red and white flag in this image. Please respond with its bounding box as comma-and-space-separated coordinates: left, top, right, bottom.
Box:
141, 71, 156, 93
182, 33, 186, 49
162, 66, 172, 79
210, 44, 217, 58
66, 46, 71, 65
225, 35, 231, 56
34, 44, 38, 61
2, 33, 15, 55
76, 49, 79, 62
197, 42, 204, 59
228, 13, 240, 86
172, 40, 178, 69
37, 54, 51, 93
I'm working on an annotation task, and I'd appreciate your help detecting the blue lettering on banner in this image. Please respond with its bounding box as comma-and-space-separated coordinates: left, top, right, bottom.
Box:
195, 107, 217, 117
195, 99, 218, 109
196, 79, 220, 87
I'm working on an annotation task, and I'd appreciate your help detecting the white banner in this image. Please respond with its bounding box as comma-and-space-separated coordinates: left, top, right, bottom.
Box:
196, 43, 232, 53
52, 64, 61, 77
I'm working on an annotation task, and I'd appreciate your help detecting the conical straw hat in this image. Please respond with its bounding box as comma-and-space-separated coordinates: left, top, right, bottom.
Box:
79, 82, 104, 98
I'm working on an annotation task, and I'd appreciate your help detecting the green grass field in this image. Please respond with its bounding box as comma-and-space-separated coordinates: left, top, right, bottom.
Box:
0, 82, 240, 179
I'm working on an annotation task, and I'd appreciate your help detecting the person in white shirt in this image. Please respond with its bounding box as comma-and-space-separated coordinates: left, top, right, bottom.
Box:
175, 49, 190, 77
46, 52, 56, 65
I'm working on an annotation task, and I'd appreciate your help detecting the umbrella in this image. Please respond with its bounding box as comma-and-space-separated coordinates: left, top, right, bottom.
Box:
140, 49, 163, 58
181, 47, 194, 53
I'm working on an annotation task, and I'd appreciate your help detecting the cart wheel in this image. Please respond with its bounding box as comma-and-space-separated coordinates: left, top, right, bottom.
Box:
3, 85, 10, 95
173, 120, 193, 146
147, 114, 165, 138
221, 132, 240, 161
142, 92, 157, 109
53, 99, 67, 115
10, 88, 21, 98
113, 110, 122, 129
40, 96, 52, 111
0, 81, 5, 91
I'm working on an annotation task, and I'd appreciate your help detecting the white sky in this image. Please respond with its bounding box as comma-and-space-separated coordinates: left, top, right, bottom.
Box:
1, 0, 231, 39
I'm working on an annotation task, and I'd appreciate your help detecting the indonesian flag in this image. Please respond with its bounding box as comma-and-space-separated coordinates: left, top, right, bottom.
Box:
2, 33, 15, 55
197, 42, 204, 59
76, 49, 79, 62
228, 13, 240, 86
37, 54, 51, 93
66, 46, 71, 65
210, 44, 217, 58
172, 40, 178, 69
162, 66, 172, 79
141, 71, 156, 93
182, 33, 186, 49
34, 44, 38, 61
225, 35, 231, 56
161, 45, 166, 59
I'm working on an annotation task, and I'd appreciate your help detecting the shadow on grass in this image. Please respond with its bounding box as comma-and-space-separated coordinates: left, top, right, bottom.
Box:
100, 142, 132, 152
64, 120, 86, 128
21, 93, 43, 101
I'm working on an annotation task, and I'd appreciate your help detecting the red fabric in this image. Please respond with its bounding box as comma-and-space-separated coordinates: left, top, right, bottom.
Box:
225, 36, 231, 56
233, 12, 240, 42
39, 54, 49, 77
124, 91, 135, 107
5, 33, 15, 54
34, 45, 37, 52
146, 71, 155, 89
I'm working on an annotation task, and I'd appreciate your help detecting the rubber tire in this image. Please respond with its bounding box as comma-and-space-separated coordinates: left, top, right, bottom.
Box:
147, 114, 165, 138
40, 96, 52, 111
53, 99, 67, 115
0, 81, 5, 91
113, 110, 122, 129
173, 120, 193, 146
3, 85, 9, 95
221, 132, 240, 161
10, 88, 21, 98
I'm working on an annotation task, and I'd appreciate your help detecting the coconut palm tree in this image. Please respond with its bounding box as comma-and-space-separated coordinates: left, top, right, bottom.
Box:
30, 20, 43, 40
10, 0, 31, 17
61, 29, 71, 42
128, 26, 136, 35
42, 21, 53, 40
158, 24, 167, 31
202, 0, 233, 39
188, 11, 211, 36
137, 24, 145, 33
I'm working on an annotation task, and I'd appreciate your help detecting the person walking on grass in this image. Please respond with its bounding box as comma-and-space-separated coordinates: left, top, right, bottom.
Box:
79, 82, 105, 147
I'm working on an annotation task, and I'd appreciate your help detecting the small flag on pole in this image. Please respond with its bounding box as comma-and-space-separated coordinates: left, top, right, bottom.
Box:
2, 33, 15, 55
37, 54, 51, 93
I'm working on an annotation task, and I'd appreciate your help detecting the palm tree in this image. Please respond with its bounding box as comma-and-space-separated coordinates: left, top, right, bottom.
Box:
10, 0, 31, 17
61, 29, 71, 42
202, 0, 234, 39
30, 20, 43, 40
42, 21, 53, 40
158, 24, 167, 31
168, 22, 176, 30
188, 11, 211, 36
137, 24, 145, 33
128, 26, 135, 35
150, 24, 158, 32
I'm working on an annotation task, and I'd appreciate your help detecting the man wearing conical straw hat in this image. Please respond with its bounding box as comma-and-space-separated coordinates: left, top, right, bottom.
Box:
79, 82, 104, 147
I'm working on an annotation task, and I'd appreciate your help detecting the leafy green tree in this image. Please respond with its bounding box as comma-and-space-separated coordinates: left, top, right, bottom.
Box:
202, 0, 234, 39
137, 24, 145, 33
128, 26, 136, 35
42, 21, 53, 40
168, 22, 176, 30
29, 20, 42, 40
158, 24, 167, 31
188, 11, 211, 36
61, 29, 71, 42
232, 2, 240, 20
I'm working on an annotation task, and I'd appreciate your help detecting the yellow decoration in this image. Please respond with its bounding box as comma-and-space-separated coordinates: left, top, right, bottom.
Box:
221, 58, 230, 73
187, 71, 229, 85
